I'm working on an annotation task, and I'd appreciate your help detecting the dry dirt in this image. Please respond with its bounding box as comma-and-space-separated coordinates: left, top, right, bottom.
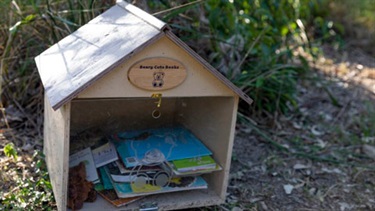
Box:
227, 46, 375, 211
1, 45, 375, 211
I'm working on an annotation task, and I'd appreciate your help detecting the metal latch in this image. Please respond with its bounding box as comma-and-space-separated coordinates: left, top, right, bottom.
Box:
139, 202, 158, 211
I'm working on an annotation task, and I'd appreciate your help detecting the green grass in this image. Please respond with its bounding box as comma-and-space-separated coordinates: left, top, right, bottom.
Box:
0, 151, 55, 210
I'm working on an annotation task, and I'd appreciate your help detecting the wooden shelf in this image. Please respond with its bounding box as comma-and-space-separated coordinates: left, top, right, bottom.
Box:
80, 189, 223, 210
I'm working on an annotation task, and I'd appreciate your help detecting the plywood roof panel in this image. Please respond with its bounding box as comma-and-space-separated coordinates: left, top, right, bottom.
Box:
35, 3, 166, 110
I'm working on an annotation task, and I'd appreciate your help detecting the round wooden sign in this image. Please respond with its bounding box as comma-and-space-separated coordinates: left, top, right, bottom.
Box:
128, 57, 187, 91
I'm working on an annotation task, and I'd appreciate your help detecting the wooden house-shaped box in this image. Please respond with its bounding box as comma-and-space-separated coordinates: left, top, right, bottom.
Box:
35, 1, 252, 210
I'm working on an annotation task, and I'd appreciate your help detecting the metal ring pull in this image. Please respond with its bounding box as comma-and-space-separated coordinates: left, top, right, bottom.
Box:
152, 109, 161, 119
151, 93, 162, 119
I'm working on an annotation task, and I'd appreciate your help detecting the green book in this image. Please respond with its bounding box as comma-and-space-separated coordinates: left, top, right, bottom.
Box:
172, 156, 217, 172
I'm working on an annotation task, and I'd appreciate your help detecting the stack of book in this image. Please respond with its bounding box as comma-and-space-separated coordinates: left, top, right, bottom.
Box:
69, 126, 221, 208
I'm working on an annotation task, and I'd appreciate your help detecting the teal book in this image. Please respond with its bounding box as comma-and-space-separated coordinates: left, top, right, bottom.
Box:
112, 126, 212, 167
99, 167, 114, 190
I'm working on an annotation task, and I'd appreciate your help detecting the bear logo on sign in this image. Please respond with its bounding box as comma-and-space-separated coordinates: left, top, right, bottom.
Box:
152, 72, 165, 88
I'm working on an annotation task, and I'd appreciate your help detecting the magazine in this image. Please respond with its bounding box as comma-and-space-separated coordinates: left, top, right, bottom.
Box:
95, 171, 142, 207
115, 160, 128, 174
112, 126, 212, 168
102, 167, 208, 198
106, 162, 164, 183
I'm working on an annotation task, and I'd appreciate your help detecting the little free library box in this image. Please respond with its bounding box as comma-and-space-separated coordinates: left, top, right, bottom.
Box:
35, 1, 252, 210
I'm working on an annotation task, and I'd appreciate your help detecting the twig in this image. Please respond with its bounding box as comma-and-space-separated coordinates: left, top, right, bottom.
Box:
10, 98, 39, 136
3, 186, 20, 198
292, 152, 341, 164
238, 112, 289, 152
353, 168, 367, 181
331, 100, 351, 125
152, 0, 204, 16
322, 183, 339, 199
0, 157, 12, 165
235, 27, 268, 77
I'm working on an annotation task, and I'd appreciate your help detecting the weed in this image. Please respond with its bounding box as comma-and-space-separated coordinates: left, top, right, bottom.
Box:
3, 143, 18, 160
0, 151, 55, 210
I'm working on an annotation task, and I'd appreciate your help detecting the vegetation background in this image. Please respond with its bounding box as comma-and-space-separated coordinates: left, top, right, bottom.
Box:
0, 0, 374, 210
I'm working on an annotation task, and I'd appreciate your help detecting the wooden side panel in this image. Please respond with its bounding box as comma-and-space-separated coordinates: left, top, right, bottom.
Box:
77, 36, 236, 99
44, 96, 70, 211
177, 97, 239, 199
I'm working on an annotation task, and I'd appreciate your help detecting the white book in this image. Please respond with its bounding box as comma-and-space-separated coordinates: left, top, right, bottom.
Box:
92, 142, 119, 168
69, 147, 99, 183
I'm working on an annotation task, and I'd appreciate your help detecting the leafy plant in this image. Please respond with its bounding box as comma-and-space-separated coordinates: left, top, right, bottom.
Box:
149, 0, 335, 115
3, 143, 18, 160
0, 151, 55, 210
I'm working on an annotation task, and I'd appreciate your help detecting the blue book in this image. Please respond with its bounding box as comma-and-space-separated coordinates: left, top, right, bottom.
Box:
112, 127, 212, 167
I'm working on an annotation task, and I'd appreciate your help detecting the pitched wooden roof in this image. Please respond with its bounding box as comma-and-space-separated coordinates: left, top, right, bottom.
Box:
35, 1, 252, 110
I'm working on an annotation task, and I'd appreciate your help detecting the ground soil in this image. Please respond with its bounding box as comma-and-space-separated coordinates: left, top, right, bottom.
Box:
227, 46, 375, 211
1, 45, 374, 211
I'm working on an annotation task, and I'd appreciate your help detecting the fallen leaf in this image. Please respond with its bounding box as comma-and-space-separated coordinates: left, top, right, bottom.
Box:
339, 202, 353, 211
226, 195, 239, 204
249, 197, 264, 203
293, 163, 310, 170
321, 167, 344, 175
292, 122, 303, 129
21, 143, 34, 152
315, 188, 326, 202
308, 187, 317, 196
315, 138, 327, 148
283, 184, 294, 195
232, 207, 243, 211
362, 144, 375, 160
271, 172, 278, 176
260, 201, 268, 210
311, 125, 324, 136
